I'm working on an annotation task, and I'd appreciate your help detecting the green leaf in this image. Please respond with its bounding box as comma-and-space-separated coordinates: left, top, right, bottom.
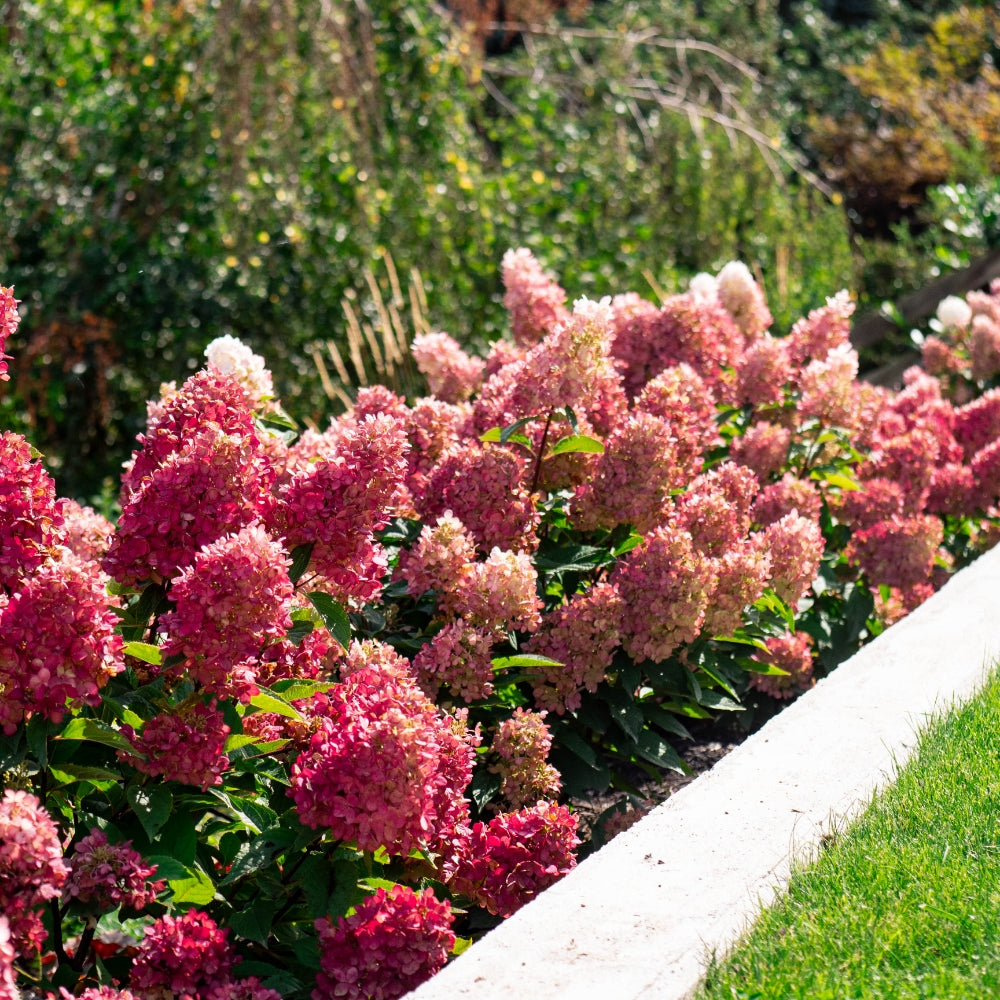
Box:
127, 784, 173, 840
166, 864, 217, 905
58, 718, 135, 755
224, 734, 259, 752
491, 654, 563, 670
548, 433, 604, 456
208, 789, 278, 834
219, 835, 282, 886
123, 641, 162, 665
812, 470, 860, 491
288, 543, 315, 584
612, 533, 644, 557
479, 426, 502, 442
634, 730, 690, 775
469, 767, 502, 811
295, 853, 334, 919
48, 763, 121, 785
248, 692, 303, 722
307, 591, 351, 649
270, 679, 336, 701
230, 899, 276, 944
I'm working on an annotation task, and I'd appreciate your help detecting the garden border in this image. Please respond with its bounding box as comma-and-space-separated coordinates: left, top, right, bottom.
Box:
407, 542, 1000, 1000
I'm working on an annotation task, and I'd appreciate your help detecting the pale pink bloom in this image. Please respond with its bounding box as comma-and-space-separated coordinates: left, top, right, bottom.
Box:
397, 512, 476, 601
634, 363, 719, 476
412, 331, 485, 403
523, 582, 623, 713
936, 294, 973, 330
0, 917, 16, 1000
64, 829, 164, 912
702, 539, 772, 638
797, 344, 860, 428
970, 315, 1000, 381
786, 290, 854, 367
502, 247, 570, 347
0, 284, 17, 381
833, 478, 904, 529
759, 511, 824, 608
131, 910, 236, 999
749, 630, 815, 700
0, 790, 69, 957
688, 272, 718, 303
204, 334, 274, 404
105, 425, 275, 586
412, 620, 497, 701
572, 411, 683, 533
613, 525, 717, 662
0, 431, 63, 590
313, 886, 454, 1000
670, 462, 758, 555
121, 701, 230, 791
418, 442, 540, 554
483, 337, 525, 378
601, 800, 654, 841
607, 292, 663, 398
289, 666, 474, 856
59, 498, 115, 562
845, 515, 942, 590
449, 802, 579, 917
0, 550, 123, 733
159, 525, 294, 699
405, 398, 468, 499
353, 384, 410, 422
735, 334, 792, 406
751, 473, 822, 527
716, 261, 772, 339
338, 638, 413, 683
123, 368, 259, 493
455, 548, 542, 633
729, 421, 792, 481
490, 709, 561, 810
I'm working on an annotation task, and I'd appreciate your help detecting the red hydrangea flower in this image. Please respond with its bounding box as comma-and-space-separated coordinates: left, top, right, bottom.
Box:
953, 388, 1000, 457
121, 700, 230, 791
64, 829, 164, 912
0, 550, 123, 733
131, 910, 236, 1000
0, 285, 18, 382
313, 885, 455, 1000
749, 630, 816, 700
0, 431, 64, 590
833, 478, 904, 530
449, 802, 579, 917
0, 790, 69, 957
289, 666, 474, 857
159, 525, 294, 698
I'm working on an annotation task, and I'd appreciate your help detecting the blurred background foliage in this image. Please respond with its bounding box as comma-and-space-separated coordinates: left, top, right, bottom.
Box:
0, 0, 997, 498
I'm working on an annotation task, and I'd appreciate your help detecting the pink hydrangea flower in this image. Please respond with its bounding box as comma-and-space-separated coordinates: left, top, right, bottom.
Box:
159, 525, 294, 698
729, 421, 792, 481
502, 248, 570, 347
130, 910, 236, 999
418, 442, 540, 554
289, 666, 474, 856
404, 398, 468, 498
749, 630, 815, 700
105, 424, 275, 586
313, 885, 455, 1000
612, 525, 717, 663
925, 462, 976, 516
412, 620, 497, 701
670, 463, 758, 556
921, 335, 963, 377
0, 790, 69, 957
0, 431, 64, 590
0, 285, 18, 381
524, 582, 623, 713
257, 627, 344, 686
206, 978, 283, 1000
204, 334, 274, 405
454, 547, 541, 633
952, 388, 1000, 457
64, 829, 164, 912
716, 261, 772, 340
634, 363, 718, 477
860, 426, 941, 513
972, 438, 1000, 508
735, 334, 792, 406
751, 473, 823, 528
796, 344, 860, 428
449, 802, 579, 918
397, 512, 476, 602
571, 411, 683, 533
758, 511, 824, 608
0, 917, 17, 1000
0, 550, 123, 733
412, 331, 485, 403
60, 988, 141, 1000
121, 700, 230, 791
833, 478, 904, 530
845, 515, 943, 590
970, 315, 1000, 381
786, 290, 854, 367
122, 368, 259, 493
702, 539, 772, 638
59, 498, 115, 562
490, 709, 561, 810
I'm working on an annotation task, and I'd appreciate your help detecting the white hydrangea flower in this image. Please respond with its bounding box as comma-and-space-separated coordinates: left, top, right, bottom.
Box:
935, 295, 973, 331
688, 272, 718, 304
571, 295, 614, 328
204, 335, 273, 402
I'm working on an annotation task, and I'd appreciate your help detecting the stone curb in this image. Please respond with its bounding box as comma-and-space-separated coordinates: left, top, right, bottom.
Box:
407, 542, 1000, 1000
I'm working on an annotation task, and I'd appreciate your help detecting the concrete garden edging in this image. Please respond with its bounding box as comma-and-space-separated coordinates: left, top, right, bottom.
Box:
407, 542, 1000, 1000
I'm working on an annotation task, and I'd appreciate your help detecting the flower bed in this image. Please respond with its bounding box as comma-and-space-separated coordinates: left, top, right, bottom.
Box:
1, 255, 999, 1000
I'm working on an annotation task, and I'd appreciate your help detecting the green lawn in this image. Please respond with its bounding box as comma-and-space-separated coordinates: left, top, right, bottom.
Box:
694, 667, 1000, 1000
